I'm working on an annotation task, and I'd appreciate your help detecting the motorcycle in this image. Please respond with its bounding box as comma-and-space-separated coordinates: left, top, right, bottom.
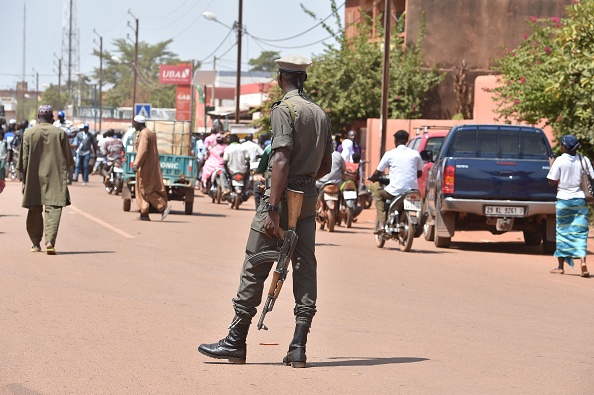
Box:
339, 178, 361, 228
104, 159, 124, 195
316, 183, 341, 232
207, 167, 227, 204
225, 172, 252, 209
374, 178, 422, 252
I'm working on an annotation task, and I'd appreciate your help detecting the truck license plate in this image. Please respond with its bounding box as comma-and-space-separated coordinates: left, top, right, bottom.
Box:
404, 200, 421, 211
485, 206, 525, 217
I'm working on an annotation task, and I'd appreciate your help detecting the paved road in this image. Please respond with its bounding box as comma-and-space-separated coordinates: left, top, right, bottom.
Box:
1, 178, 593, 395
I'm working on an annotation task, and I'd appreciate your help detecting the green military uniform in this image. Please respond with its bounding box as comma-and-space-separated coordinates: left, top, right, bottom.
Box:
18, 120, 74, 248
232, 89, 333, 326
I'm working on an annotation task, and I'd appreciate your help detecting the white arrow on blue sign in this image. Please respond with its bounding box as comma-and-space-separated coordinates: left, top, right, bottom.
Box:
134, 103, 152, 118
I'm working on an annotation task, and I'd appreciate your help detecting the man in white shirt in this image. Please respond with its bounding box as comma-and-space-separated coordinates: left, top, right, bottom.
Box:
368, 130, 424, 233
241, 134, 264, 163
223, 134, 249, 196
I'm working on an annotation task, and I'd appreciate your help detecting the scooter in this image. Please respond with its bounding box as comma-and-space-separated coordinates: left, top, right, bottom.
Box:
208, 167, 227, 204
225, 172, 252, 209
316, 183, 341, 232
104, 160, 124, 195
339, 177, 361, 228
374, 178, 422, 252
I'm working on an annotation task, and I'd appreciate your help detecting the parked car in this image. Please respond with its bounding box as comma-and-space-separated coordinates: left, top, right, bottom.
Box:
407, 126, 451, 199
422, 124, 557, 252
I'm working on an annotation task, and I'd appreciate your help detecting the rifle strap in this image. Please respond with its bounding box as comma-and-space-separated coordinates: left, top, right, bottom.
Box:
280, 100, 296, 130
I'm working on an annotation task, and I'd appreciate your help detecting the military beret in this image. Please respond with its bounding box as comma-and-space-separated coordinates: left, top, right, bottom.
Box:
275, 54, 311, 73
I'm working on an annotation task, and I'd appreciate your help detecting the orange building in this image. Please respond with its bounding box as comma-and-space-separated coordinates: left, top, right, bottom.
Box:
344, 0, 572, 119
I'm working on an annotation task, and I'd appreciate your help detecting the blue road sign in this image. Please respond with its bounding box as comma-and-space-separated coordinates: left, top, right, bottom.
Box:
134, 103, 151, 118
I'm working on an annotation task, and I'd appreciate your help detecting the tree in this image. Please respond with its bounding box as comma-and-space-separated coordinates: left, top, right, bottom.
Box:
40, 84, 72, 112
492, 0, 594, 154
249, 51, 281, 72
250, 1, 443, 133
93, 39, 195, 108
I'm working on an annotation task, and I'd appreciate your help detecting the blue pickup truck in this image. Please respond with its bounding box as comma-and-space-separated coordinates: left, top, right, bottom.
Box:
422, 124, 557, 253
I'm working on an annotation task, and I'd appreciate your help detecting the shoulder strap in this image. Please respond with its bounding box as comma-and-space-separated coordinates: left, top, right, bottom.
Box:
579, 154, 591, 177
280, 99, 296, 130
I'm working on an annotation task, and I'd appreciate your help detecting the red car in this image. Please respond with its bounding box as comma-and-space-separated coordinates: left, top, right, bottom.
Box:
407, 126, 451, 199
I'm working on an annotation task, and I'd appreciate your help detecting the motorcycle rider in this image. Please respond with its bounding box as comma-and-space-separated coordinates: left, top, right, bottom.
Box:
368, 130, 423, 234
201, 132, 227, 191
316, 149, 345, 197
337, 130, 362, 163
223, 133, 250, 198
241, 133, 263, 163
101, 129, 124, 182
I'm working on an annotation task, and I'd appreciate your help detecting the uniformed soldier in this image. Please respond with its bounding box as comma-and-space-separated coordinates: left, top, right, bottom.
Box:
198, 54, 333, 368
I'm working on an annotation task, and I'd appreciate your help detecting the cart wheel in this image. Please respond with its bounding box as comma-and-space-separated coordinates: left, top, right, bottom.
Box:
123, 198, 131, 212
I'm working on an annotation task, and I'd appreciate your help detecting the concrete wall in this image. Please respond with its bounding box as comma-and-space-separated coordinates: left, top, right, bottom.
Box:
404, 0, 572, 118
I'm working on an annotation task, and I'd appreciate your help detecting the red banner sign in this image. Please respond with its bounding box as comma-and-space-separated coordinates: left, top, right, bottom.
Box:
159, 63, 193, 85
176, 85, 192, 121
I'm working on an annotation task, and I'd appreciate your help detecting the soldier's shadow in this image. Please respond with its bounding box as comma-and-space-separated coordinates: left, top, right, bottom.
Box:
212, 356, 429, 367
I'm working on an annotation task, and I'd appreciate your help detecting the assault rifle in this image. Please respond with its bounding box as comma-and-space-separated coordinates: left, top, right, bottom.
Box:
256, 189, 304, 330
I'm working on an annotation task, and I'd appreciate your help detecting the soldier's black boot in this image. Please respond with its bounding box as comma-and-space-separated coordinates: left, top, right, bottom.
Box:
198, 316, 250, 364
282, 324, 309, 368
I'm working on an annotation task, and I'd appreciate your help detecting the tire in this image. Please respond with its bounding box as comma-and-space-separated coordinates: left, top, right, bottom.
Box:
434, 201, 451, 248
363, 195, 372, 209
123, 198, 131, 212
216, 185, 222, 204
345, 207, 353, 228
423, 223, 435, 241
327, 209, 336, 232
234, 194, 241, 209
375, 233, 385, 248
106, 184, 114, 195
398, 216, 415, 252
543, 239, 556, 254
115, 179, 123, 196
523, 231, 542, 246
185, 201, 193, 215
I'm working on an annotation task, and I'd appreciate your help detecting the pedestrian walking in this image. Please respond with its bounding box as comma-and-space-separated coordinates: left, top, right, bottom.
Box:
73, 123, 98, 185
17, 105, 74, 255
547, 134, 592, 277
198, 54, 333, 368
131, 115, 171, 221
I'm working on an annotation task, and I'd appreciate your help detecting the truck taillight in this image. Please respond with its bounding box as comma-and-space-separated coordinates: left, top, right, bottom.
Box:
189, 162, 193, 173
442, 165, 455, 194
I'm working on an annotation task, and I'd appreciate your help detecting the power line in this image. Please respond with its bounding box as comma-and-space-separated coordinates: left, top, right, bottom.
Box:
248, 1, 346, 43
143, 0, 203, 31
198, 29, 235, 62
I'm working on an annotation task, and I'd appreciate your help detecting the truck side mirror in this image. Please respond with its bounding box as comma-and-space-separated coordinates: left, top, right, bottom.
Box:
420, 150, 433, 162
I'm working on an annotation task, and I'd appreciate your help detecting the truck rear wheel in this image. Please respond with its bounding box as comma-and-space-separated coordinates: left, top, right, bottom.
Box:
523, 231, 542, 246
185, 202, 193, 215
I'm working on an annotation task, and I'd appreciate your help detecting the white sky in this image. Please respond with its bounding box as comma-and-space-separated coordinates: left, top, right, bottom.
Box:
1, 0, 344, 90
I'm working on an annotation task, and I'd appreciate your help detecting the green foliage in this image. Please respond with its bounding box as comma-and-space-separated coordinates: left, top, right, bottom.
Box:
94, 38, 195, 108
249, 51, 281, 72
40, 84, 72, 111
251, 1, 443, 133
492, 0, 594, 155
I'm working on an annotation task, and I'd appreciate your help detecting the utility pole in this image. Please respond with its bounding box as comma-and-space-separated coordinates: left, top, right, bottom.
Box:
93, 29, 103, 131
234, 0, 243, 125
33, 68, 39, 110
128, 10, 139, 113
54, 54, 63, 108
379, 0, 392, 157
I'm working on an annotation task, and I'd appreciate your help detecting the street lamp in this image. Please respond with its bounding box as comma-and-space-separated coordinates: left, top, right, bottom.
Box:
203, 0, 243, 125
